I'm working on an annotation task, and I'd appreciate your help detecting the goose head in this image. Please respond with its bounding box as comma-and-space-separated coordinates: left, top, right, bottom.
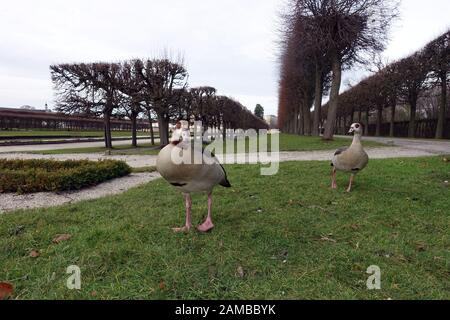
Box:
348, 123, 363, 135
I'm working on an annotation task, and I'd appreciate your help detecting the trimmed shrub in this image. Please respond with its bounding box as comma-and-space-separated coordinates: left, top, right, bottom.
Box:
0, 159, 131, 193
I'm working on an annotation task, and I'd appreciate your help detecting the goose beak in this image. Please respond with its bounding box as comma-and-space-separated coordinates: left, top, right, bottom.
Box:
348, 128, 354, 134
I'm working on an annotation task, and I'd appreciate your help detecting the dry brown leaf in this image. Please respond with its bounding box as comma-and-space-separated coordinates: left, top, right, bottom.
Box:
236, 266, 245, 278
159, 281, 166, 290
52, 234, 72, 244
29, 250, 40, 258
320, 236, 337, 243
0, 282, 14, 300
415, 242, 427, 252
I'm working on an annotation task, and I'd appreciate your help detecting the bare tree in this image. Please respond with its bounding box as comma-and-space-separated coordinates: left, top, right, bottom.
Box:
191, 86, 217, 134
396, 54, 430, 137
118, 60, 145, 147
50, 63, 122, 148
424, 30, 450, 138
281, 0, 398, 139
136, 58, 188, 146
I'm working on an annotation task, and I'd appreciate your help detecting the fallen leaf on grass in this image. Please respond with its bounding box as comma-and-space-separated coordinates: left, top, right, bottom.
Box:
319, 234, 337, 243
159, 281, 166, 290
52, 234, 72, 244
415, 242, 427, 252
29, 250, 40, 258
320, 236, 337, 243
0, 282, 14, 300
393, 254, 408, 263
236, 266, 245, 278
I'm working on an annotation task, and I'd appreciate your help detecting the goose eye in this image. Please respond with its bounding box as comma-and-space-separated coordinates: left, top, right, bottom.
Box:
355, 124, 360, 129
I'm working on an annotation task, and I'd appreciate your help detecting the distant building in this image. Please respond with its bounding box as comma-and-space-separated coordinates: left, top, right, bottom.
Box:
264, 115, 278, 129
0, 107, 149, 131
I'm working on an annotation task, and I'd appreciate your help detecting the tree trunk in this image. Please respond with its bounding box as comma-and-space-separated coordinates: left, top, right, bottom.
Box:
364, 108, 369, 136
222, 122, 227, 142
312, 63, 323, 136
337, 116, 341, 134
303, 108, 311, 136
323, 54, 342, 140
149, 118, 155, 145
376, 105, 383, 136
297, 108, 304, 135
303, 96, 312, 136
293, 109, 299, 134
131, 112, 138, 147
389, 104, 396, 137
146, 110, 155, 145
104, 111, 112, 149
158, 114, 170, 146
435, 72, 447, 139
408, 98, 417, 138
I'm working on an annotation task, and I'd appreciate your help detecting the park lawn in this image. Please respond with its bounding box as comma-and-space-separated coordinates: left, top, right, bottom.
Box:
216, 133, 385, 154
0, 129, 150, 138
30, 134, 387, 156
0, 156, 449, 299
276, 133, 384, 150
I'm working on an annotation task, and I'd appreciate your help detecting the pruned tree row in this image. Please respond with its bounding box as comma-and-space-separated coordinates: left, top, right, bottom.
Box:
278, 0, 399, 139
50, 58, 268, 148
323, 30, 449, 138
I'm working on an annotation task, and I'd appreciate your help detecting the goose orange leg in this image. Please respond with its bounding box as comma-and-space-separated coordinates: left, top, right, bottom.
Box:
331, 167, 337, 189
346, 174, 355, 193
197, 192, 215, 233
173, 193, 193, 233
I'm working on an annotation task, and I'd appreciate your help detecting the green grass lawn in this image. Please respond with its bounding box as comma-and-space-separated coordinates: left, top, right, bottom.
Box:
30, 134, 387, 156
274, 133, 385, 151
0, 156, 449, 299
0, 129, 151, 138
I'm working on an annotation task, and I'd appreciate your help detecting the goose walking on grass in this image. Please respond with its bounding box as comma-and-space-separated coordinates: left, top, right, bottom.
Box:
331, 123, 369, 192
156, 121, 231, 233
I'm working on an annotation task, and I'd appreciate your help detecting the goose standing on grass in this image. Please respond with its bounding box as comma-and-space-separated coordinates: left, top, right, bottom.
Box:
156, 120, 231, 233
331, 123, 369, 192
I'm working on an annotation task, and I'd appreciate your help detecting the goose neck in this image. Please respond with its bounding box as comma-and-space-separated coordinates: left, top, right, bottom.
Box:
352, 133, 362, 146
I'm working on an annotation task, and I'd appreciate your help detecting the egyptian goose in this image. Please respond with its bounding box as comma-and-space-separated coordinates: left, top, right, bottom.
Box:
331, 123, 369, 192
156, 120, 231, 233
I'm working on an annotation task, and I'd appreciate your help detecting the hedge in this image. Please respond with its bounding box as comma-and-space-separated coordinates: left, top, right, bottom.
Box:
0, 159, 131, 193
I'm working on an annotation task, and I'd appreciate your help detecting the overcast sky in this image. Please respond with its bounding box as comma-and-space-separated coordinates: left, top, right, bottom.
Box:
0, 0, 449, 116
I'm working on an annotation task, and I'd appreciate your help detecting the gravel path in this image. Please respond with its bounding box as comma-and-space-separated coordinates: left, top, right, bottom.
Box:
335, 135, 450, 154
0, 138, 157, 152
0, 172, 161, 214
0, 145, 444, 168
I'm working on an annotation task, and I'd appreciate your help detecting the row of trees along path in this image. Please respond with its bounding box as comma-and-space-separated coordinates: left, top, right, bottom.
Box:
278, 0, 399, 139
51, 58, 268, 148
322, 30, 449, 138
